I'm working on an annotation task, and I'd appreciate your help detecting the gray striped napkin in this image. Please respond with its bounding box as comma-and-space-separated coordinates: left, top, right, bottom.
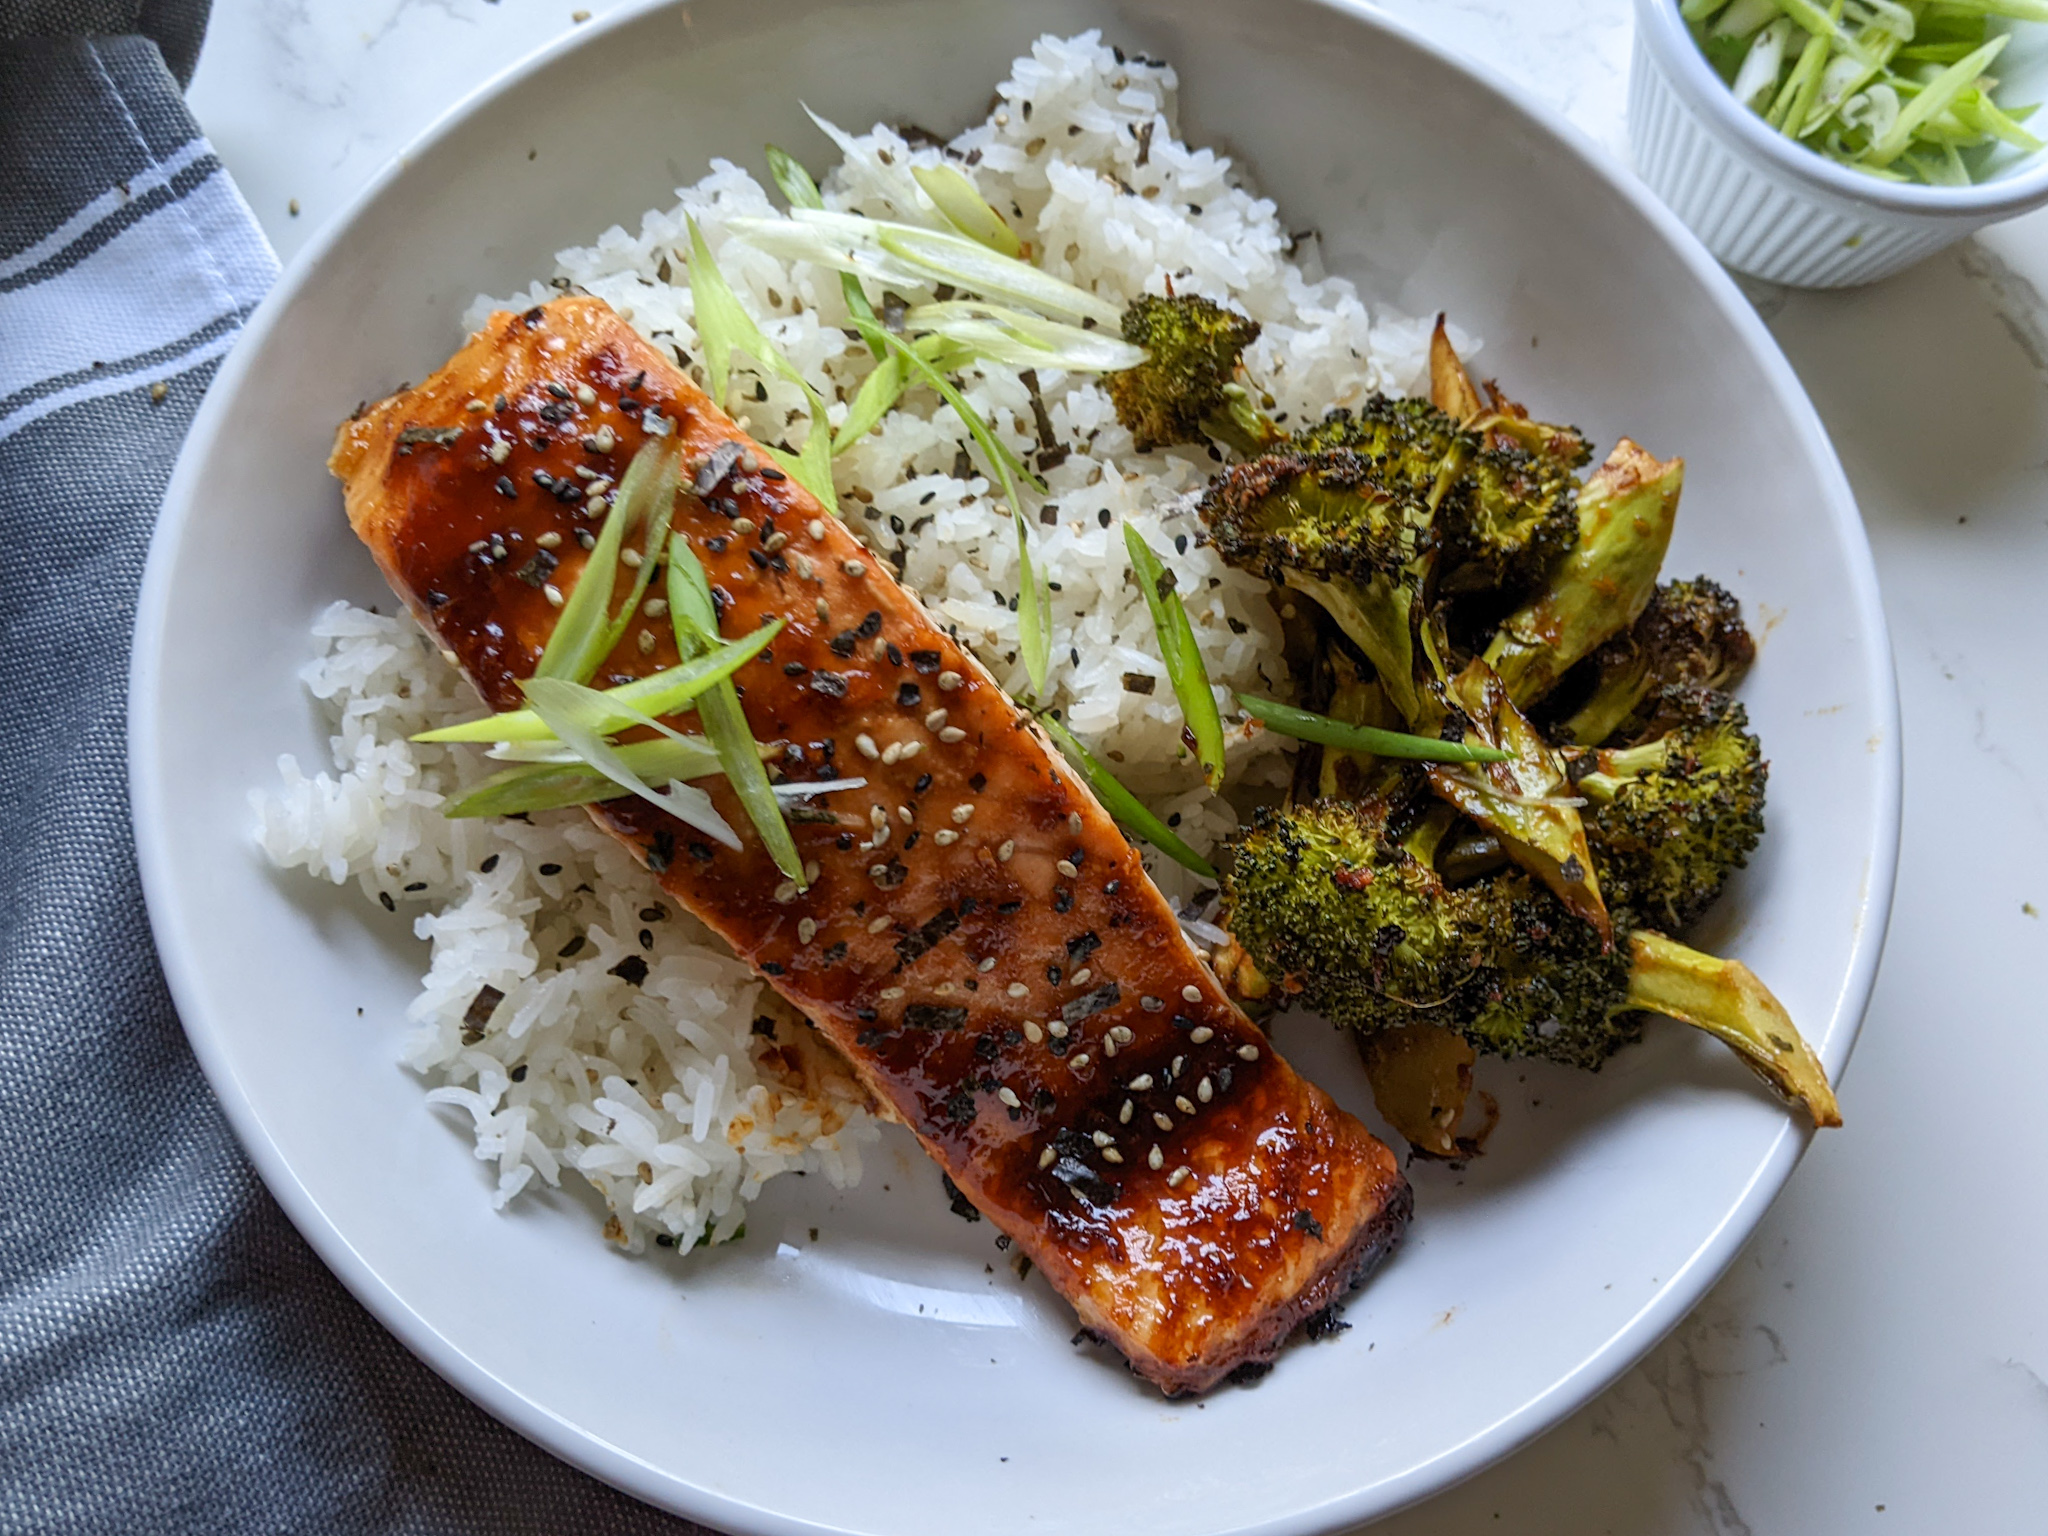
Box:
0, 18, 704, 1534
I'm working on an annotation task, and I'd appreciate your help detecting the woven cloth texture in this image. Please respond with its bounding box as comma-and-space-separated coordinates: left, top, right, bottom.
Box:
0, 20, 705, 1534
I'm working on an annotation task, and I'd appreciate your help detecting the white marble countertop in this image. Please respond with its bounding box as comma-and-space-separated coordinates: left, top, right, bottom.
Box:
187, 2, 2048, 1530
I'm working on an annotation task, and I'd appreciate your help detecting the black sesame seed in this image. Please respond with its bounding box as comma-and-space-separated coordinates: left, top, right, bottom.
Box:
811, 671, 848, 697
495, 475, 517, 498
480, 854, 500, 873
909, 649, 942, 674
610, 955, 649, 986
559, 935, 587, 958
886, 643, 904, 667
896, 682, 921, 708
1052, 888, 1073, 914
540, 863, 562, 876
379, 890, 396, 912
969, 772, 987, 792
914, 772, 933, 793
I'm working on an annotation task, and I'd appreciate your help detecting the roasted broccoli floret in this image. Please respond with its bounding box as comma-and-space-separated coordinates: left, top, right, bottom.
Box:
1555, 577, 1757, 745
1220, 797, 1838, 1123
1106, 292, 1266, 454
1484, 440, 1684, 707
1198, 448, 1438, 720
1294, 397, 1578, 597
1577, 686, 1766, 932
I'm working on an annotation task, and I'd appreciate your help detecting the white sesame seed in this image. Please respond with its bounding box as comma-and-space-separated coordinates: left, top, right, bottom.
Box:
1038, 1146, 1056, 1170
1110, 1026, 1134, 1045
488, 441, 511, 463
807, 519, 826, 541
773, 881, 800, 904
543, 584, 564, 607
1068, 812, 1084, 835
1175, 1096, 1195, 1116
1197, 1077, 1213, 1103
575, 384, 596, 405
939, 727, 967, 743
997, 840, 1015, 862
978, 957, 997, 973
1119, 1100, 1133, 1124
1148, 1145, 1164, 1170
933, 829, 960, 846
1047, 1021, 1068, 1039
1171, 1055, 1184, 1076
815, 598, 831, 621
803, 861, 820, 882
1071, 968, 1092, 986
621, 548, 643, 569
998, 1086, 1020, 1108
951, 804, 974, 824
1168, 1166, 1191, 1188
536, 530, 562, 549
1056, 860, 1079, 877
466, 398, 488, 413
1127, 1074, 1154, 1091
642, 597, 667, 618
637, 630, 656, 654
925, 709, 949, 731
872, 638, 889, 660
732, 518, 756, 536
868, 863, 890, 880
764, 531, 788, 552
1182, 985, 1203, 1003
855, 733, 880, 760
795, 555, 814, 579
1101, 1037, 1118, 1058
797, 917, 818, 943
881, 743, 903, 765
1153, 1112, 1175, 1131
1238, 1044, 1261, 1061
880, 986, 904, 1000
440, 648, 460, 666
1092, 1130, 1112, 1148
1006, 981, 1028, 998
590, 426, 616, 452
1101, 1147, 1124, 1164
937, 670, 963, 691
1190, 1026, 1214, 1044
868, 916, 891, 934
897, 806, 913, 824
1139, 994, 1163, 1011
1070, 1053, 1090, 1069
843, 559, 867, 578
1024, 1021, 1043, 1043
585, 495, 607, 516
899, 740, 923, 759
869, 806, 888, 830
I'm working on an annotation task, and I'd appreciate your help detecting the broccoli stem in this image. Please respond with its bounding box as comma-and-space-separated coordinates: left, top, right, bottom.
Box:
1624, 931, 1842, 1127
1575, 738, 1675, 803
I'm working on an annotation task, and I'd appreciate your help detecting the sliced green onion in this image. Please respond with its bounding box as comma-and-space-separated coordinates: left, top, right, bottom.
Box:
1124, 525, 1226, 792
832, 334, 975, 452
443, 735, 724, 818
1013, 504, 1051, 698
1040, 715, 1217, 880
911, 163, 1023, 258
731, 209, 1121, 327
1237, 693, 1511, 764
766, 143, 883, 358
685, 213, 838, 512
1866, 34, 2008, 164
533, 440, 681, 683
666, 537, 806, 883
903, 300, 1147, 373
518, 677, 739, 846
853, 318, 1045, 498
801, 105, 948, 231
414, 620, 782, 743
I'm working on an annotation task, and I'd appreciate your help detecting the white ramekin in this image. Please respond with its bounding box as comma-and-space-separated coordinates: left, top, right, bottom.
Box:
1629, 0, 2048, 287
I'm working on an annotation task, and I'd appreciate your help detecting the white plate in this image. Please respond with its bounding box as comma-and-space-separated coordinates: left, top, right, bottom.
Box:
130, 2, 1901, 1531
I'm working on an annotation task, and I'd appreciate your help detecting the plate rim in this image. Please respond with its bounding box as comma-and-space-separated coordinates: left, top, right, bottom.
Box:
130, 2, 1905, 1530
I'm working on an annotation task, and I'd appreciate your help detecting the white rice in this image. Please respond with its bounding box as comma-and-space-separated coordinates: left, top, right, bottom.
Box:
256, 30, 1461, 1256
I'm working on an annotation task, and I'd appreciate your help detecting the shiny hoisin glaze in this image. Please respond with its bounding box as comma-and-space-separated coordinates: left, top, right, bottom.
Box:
332, 296, 1410, 1394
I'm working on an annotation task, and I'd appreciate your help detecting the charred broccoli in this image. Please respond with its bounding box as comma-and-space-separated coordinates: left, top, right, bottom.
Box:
1554, 577, 1757, 745
1219, 797, 1837, 1124
1106, 292, 1267, 454
1577, 686, 1767, 932
1483, 440, 1684, 708
1198, 448, 1439, 720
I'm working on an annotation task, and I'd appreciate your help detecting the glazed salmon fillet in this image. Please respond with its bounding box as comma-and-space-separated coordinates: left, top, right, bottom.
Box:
331, 295, 1410, 1395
